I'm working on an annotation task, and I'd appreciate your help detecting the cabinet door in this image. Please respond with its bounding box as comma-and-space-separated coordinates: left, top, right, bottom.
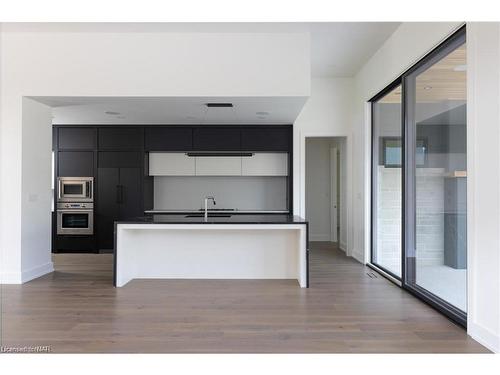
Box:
195, 156, 242, 176
96, 167, 120, 250
58, 127, 96, 149
241, 153, 288, 176
98, 151, 142, 168
58, 151, 94, 177
241, 127, 290, 151
193, 127, 241, 151
145, 127, 193, 151
119, 167, 143, 219
149, 152, 195, 176
98, 127, 143, 150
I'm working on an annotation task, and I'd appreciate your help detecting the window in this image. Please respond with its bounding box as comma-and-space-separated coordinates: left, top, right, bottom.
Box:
382, 138, 427, 168
371, 26, 467, 326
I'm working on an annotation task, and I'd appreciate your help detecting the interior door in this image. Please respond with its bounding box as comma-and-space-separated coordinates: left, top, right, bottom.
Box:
330, 147, 338, 242
97, 167, 120, 250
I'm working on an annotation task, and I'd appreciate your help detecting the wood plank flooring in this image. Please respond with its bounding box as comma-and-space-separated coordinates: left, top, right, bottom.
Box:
0, 242, 489, 353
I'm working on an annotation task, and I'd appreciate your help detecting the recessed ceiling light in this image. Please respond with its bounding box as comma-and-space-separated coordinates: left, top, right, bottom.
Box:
424, 86, 432, 90
453, 64, 466, 72
256, 111, 270, 116
105, 111, 120, 115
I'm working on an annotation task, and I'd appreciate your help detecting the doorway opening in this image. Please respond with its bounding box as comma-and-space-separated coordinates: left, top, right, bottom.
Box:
305, 137, 347, 251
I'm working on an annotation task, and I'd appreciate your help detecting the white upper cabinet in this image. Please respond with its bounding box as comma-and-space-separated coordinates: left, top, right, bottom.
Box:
149, 152, 288, 176
149, 153, 195, 176
242, 153, 288, 176
195, 157, 242, 176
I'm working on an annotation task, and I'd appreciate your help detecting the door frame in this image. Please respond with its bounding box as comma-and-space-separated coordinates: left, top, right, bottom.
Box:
330, 147, 338, 243
301, 133, 350, 256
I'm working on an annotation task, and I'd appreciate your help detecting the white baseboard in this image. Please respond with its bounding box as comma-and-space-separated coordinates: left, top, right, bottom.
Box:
468, 322, 500, 353
0, 271, 23, 284
2, 261, 54, 284
22, 261, 54, 283
309, 234, 331, 242
351, 250, 365, 265
339, 241, 347, 252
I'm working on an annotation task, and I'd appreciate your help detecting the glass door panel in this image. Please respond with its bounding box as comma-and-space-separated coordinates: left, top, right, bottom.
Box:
405, 32, 467, 317
371, 83, 403, 278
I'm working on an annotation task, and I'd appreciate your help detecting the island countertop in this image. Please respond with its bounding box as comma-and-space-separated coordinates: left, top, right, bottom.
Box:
115, 214, 308, 225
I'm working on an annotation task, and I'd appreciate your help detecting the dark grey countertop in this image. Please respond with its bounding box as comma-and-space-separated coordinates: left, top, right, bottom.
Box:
116, 213, 307, 225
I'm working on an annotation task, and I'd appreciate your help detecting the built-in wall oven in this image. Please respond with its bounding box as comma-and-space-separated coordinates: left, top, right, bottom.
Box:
57, 177, 93, 202
57, 202, 94, 235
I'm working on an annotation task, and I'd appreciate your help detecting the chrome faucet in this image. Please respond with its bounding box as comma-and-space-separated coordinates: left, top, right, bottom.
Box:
204, 196, 216, 221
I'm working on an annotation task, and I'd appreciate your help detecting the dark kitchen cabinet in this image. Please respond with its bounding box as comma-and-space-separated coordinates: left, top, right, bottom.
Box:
98, 127, 144, 150
96, 151, 143, 250
193, 127, 241, 151
241, 127, 291, 151
145, 127, 193, 151
58, 127, 96, 150
96, 167, 119, 250
58, 151, 94, 177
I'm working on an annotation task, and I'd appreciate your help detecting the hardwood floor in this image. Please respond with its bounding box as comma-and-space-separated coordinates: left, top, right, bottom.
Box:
0, 242, 489, 353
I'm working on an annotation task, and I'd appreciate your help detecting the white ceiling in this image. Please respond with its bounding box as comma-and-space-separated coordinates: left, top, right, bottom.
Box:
34, 96, 307, 125
7, 22, 400, 77
26, 22, 400, 125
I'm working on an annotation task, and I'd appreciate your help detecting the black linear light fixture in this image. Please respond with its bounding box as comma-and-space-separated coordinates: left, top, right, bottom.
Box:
205, 103, 233, 108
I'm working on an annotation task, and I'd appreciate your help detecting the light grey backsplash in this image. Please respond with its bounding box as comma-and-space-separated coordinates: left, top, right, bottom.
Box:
154, 176, 288, 211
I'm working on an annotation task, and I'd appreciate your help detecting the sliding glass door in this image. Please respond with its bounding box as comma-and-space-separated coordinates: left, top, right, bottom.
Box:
371, 82, 403, 278
371, 26, 467, 325
404, 29, 467, 323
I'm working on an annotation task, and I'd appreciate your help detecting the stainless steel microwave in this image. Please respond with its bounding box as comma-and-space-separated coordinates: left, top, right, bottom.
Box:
57, 177, 93, 202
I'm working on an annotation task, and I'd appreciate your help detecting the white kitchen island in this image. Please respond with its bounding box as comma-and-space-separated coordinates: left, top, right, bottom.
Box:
114, 214, 309, 288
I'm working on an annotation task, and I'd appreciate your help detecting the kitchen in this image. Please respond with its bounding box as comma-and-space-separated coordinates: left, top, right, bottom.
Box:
2, 21, 496, 355
53, 117, 308, 287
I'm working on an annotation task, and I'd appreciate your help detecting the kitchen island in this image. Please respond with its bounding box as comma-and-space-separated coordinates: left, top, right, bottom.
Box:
114, 214, 309, 288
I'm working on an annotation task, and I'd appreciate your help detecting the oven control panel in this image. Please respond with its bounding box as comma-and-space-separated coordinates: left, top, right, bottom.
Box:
57, 202, 94, 209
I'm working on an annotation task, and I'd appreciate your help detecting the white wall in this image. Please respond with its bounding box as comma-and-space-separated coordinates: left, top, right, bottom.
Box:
21, 98, 54, 282
294, 78, 354, 255
0, 26, 310, 283
466, 22, 500, 353
354, 22, 500, 352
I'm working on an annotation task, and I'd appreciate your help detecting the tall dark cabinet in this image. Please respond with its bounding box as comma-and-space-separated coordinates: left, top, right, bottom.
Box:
97, 152, 143, 249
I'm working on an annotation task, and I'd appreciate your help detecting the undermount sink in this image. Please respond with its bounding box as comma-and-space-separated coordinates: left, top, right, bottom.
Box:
185, 214, 232, 218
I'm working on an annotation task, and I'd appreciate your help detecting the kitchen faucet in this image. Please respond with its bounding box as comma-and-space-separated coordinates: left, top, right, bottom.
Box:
204, 196, 216, 221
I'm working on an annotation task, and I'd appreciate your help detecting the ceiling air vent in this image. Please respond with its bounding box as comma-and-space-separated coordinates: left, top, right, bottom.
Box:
205, 103, 233, 108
